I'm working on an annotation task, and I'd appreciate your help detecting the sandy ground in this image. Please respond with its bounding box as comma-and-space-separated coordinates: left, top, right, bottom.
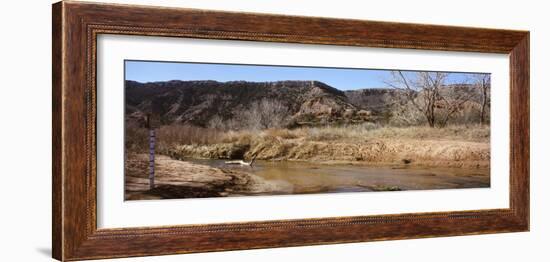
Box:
125, 154, 288, 200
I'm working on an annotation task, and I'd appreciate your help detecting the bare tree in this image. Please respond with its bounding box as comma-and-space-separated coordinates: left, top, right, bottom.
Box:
389, 101, 425, 126
438, 83, 476, 127
243, 99, 290, 130
386, 71, 447, 127
387, 71, 475, 127
472, 74, 491, 124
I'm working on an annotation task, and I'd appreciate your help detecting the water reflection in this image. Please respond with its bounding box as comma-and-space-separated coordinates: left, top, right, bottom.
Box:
189, 159, 490, 195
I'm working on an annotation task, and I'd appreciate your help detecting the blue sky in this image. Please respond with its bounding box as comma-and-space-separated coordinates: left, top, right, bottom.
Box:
125, 60, 479, 91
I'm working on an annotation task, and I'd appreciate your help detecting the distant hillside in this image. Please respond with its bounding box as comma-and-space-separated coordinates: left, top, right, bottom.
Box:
125, 80, 484, 129
344, 88, 407, 114
125, 80, 369, 128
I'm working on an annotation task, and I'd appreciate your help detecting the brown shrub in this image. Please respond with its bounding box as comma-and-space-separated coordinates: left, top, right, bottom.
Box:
220, 130, 254, 144
263, 128, 301, 139
156, 124, 223, 151
125, 123, 148, 153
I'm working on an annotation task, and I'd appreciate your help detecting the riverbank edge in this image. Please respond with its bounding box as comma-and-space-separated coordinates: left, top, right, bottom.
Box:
124, 154, 290, 200
167, 138, 490, 169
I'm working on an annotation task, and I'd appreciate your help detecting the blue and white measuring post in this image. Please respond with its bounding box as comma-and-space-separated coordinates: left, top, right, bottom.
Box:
146, 114, 160, 190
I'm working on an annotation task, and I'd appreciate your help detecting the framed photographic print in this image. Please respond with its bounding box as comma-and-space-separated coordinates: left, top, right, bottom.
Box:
52, 1, 529, 261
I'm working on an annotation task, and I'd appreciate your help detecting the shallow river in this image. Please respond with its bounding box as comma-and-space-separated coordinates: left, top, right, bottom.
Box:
189, 159, 490, 195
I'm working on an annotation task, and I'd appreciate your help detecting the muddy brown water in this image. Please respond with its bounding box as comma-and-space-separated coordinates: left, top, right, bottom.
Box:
188, 159, 490, 196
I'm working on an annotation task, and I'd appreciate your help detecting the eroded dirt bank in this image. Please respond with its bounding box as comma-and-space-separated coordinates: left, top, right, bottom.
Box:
125, 154, 289, 200
168, 137, 490, 168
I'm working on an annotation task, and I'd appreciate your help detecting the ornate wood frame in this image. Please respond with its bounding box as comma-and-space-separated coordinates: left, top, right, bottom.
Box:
52, 1, 529, 261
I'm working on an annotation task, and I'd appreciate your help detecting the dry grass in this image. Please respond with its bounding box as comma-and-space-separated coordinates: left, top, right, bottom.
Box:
125, 123, 149, 153
300, 124, 490, 143
165, 124, 490, 168
128, 123, 490, 167
217, 123, 489, 143
127, 123, 489, 154
220, 130, 255, 144
125, 123, 224, 154
263, 128, 303, 139
156, 124, 222, 150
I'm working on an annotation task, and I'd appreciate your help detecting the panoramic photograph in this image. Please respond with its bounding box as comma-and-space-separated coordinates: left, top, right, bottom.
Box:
124, 60, 491, 200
